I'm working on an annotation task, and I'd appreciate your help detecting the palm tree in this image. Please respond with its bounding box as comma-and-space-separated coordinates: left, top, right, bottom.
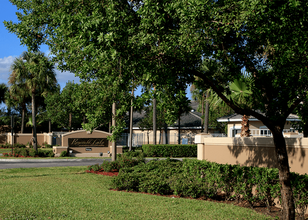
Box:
7, 57, 31, 133
10, 51, 57, 150
228, 78, 253, 137
191, 59, 253, 136
0, 83, 7, 104
210, 77, 253, 136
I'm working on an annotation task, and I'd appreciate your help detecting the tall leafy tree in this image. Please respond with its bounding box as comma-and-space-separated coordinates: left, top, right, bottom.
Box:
45, 81, 80, 131
135, 1, 307, 218
5, 0, 308, 217
138, 1, 308, 217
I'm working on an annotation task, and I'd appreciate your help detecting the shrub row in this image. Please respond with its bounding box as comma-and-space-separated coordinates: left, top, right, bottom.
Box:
87, 153, 145, 172
142, 144, 197, 157
2, 148, 54, 158
0, 143, 54, 149
0, 142, 53, 149
122, 147, 144, 158
0, 143, 27, 148
111, 159, 308, 218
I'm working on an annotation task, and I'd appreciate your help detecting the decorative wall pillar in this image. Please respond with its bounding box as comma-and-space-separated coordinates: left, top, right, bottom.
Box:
195, 133, 213, 160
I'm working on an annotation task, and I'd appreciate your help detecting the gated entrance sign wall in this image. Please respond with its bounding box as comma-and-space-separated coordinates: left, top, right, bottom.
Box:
56, 130, 123, 157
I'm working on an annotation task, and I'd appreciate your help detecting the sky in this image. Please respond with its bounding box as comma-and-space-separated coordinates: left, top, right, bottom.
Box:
0, 1, 80, 90
0, 1, 192, 100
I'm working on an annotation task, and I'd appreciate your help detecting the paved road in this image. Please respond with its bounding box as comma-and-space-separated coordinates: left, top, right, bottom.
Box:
0, 157, 184, 170
0, 159, 111, 169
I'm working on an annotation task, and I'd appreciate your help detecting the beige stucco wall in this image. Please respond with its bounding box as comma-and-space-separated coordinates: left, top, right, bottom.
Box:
196, 136, 308, 175
0, 134, 7, 145
6, 133, 52, 146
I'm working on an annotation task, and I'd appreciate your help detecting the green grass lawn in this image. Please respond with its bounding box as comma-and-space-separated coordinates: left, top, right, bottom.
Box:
0, 166, 272, 220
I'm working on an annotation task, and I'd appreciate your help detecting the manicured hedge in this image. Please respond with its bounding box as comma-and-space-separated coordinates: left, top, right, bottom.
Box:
111, 159, 308, 218
0, 143, 26, 148
142, 144, 197, 157
87, 153, 145, 172
2, 148, 54, 157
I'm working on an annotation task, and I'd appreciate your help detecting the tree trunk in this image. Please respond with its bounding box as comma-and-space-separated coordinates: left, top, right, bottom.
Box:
69, 113, 72, 131
178, 114, 181, 144
303, 123, 308, 137
21, 104, 25, 134
240, 115, 250, 137
201, 92, 205, 132
32, 92, 37, 151
272, 128, 295, 219
49, 119, 51, 133
129, 88, 134, 151
112, 102, 117, 161
153, 97, 157, 145
204, 90, 209, 133
164, 123, 168, 144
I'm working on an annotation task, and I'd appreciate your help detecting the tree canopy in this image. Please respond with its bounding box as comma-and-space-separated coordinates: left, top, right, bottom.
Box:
5, 0, 308, 218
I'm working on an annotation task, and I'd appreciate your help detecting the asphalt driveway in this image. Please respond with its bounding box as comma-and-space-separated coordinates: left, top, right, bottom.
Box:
0, 158, 111, 169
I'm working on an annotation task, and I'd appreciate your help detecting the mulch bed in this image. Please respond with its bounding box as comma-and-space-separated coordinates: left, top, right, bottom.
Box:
87, 170, 308, 219
85, 169, 119, 177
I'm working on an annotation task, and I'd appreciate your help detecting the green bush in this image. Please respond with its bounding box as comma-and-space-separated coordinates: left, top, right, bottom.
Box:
13, 143, 27, 148
10, 148, 54, 158
88, 164, 100, 171
60, 151, 68, 157
100, 160, 114, 172
41, 142, 53, 148
45, 144, 53, 148
0, 143, 12, 148
142, 144, 197, 157
122, 146, 143, 153
122, 150, 144, 158
88, 153, 145, 173
43, 149, 55, 157
111, 158, 182, 195
1, 143, 27, 149
28, 148, 36, 157
111, 158, 308, 217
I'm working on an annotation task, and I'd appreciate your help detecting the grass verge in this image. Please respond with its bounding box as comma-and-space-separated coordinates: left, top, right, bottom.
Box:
0, 166, 272, 220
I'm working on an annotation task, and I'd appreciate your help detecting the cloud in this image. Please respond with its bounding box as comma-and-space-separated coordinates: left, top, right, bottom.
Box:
0, 55, 79, 89
0, 56, 16, 82
54, 69, 80, 88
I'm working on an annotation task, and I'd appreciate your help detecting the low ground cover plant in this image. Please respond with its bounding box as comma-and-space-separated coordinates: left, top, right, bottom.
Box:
142, 144, 197, 157
111, 158, 308, 217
